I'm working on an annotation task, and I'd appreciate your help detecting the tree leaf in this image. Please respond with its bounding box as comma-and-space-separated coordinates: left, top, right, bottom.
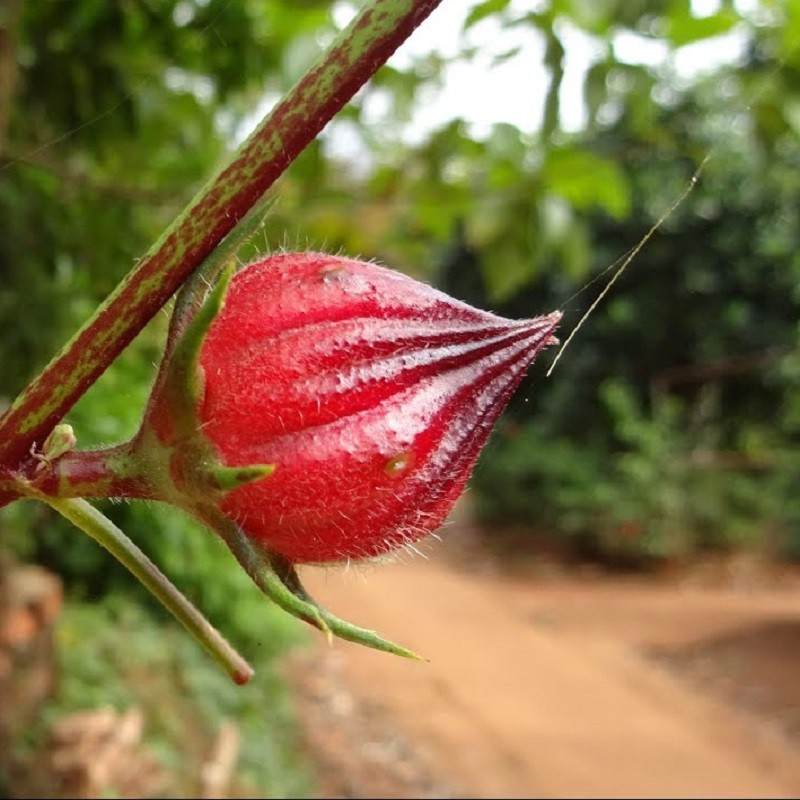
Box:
464, 0, 512, 30
665, 5, 741, 46
543, 148, 631, 219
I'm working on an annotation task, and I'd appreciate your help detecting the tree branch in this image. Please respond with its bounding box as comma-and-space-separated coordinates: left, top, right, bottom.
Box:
0, 146, 185, 206
0, 0, 23, 151
650, 347, 789, 397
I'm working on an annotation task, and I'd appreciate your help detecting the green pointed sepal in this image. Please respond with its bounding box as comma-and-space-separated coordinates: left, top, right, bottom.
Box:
167, 192, 275, 348
199, 505, 424, 661
132, 252, 276, 509
207, 463, 276, 492
161, 263, 235, 439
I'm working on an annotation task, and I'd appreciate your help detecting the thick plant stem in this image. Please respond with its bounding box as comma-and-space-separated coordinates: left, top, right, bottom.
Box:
0, 0, 444, 476
25, 441, 151, 501
41, 495, 254, 685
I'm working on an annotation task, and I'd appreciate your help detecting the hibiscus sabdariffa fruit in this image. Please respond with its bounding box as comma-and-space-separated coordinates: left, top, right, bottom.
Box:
137, 252, 560, 656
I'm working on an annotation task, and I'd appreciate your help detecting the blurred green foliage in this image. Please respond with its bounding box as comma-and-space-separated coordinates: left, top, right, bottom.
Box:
465, 36, 800, 562
0, 0, 334, 396
0, 1, 798, 777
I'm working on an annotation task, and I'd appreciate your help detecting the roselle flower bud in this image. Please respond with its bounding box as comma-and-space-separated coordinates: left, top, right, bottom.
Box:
177, 253, 560, 563
131, 251, 561, 656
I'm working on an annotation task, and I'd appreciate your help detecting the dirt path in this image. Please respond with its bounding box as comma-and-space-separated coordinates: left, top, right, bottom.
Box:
290, 532, 800, 799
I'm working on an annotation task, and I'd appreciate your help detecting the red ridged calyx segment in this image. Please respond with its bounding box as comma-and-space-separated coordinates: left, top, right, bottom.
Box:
198, 253, 560, 564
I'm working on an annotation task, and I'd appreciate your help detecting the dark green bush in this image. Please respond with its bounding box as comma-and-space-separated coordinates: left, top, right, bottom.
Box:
475, 377, 798, 564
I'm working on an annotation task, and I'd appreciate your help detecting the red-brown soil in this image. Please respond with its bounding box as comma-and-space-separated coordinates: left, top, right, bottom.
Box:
287, 524, 800, 799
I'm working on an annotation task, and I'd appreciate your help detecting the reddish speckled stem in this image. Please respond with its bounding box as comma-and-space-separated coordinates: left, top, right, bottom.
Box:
19, 441, 154, 501
0, 0, 443, 482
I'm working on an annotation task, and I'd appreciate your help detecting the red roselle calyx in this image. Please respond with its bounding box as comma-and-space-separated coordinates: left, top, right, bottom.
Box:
151, 253, 560, 561
135, 252, 560, 656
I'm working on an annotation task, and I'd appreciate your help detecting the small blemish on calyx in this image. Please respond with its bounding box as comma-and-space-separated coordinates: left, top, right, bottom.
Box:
320, 265, 346, 283
384, 452, 412, 477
